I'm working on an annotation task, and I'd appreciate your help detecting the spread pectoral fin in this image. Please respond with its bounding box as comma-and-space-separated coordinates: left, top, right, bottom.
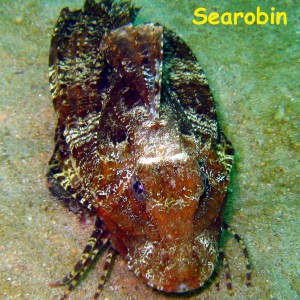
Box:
48, 126, 94, 211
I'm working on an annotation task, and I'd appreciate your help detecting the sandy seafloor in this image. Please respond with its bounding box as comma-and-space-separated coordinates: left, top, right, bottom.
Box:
0, 0, 299, 299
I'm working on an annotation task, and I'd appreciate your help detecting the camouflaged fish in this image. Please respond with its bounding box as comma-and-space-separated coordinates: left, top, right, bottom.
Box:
48, 0, 251, 299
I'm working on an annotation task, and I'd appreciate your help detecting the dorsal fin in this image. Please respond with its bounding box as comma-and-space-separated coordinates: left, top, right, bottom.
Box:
100, 24, 163, 119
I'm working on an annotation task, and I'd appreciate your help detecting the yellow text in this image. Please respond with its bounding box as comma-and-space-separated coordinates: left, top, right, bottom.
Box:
192, 7, 287, 26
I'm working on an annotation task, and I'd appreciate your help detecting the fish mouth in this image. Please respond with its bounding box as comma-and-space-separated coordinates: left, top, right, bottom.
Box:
138, 260, 215, 293
126, 237, 218, 293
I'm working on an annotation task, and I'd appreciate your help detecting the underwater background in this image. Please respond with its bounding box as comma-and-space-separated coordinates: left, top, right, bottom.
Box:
0, 0, 299, 299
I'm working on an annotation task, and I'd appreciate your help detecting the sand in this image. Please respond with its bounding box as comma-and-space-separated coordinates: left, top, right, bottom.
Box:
0, 1, 299, 299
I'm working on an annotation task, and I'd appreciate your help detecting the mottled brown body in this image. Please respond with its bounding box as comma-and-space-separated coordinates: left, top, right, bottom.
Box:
48, 0, 236, 297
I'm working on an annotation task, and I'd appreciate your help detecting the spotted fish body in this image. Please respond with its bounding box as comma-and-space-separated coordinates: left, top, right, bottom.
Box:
48, 0, 234, 295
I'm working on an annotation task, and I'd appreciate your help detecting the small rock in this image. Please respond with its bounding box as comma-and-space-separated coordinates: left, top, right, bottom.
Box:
15, 17, 24, 24
273, 105, 285, 122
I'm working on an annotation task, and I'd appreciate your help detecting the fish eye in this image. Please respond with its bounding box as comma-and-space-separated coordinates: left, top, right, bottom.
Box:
197, 162, 209, 197
132, 178, 146, 200
133, 180, 144, 194
200, 171, 209, 197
